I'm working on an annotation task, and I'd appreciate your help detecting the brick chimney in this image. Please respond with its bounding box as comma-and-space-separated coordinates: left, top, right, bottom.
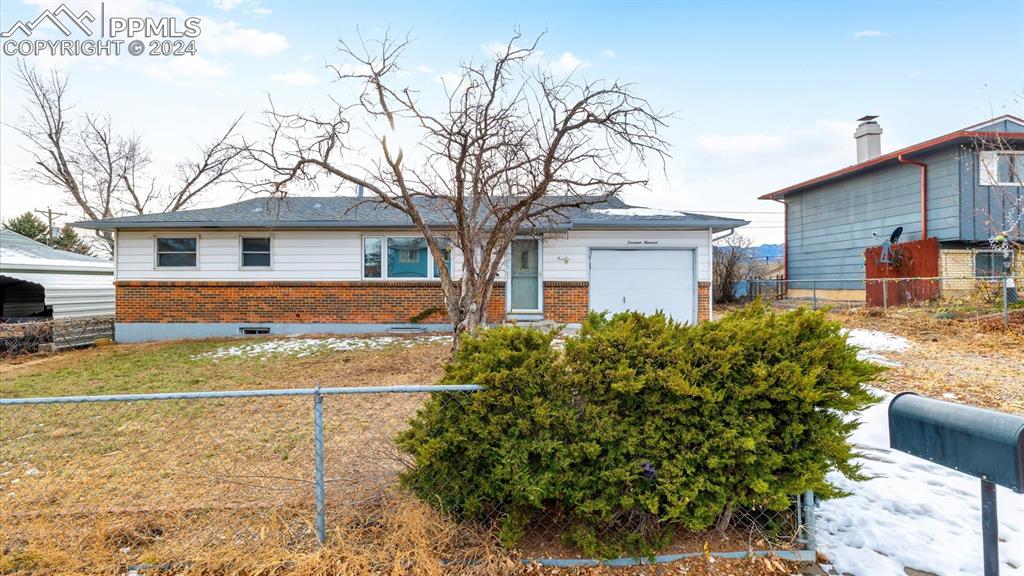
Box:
854, 115, 882, 163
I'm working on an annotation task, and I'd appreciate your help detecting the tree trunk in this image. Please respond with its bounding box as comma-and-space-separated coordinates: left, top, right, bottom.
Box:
446, 273, 497, 352
715, 503, 735, 534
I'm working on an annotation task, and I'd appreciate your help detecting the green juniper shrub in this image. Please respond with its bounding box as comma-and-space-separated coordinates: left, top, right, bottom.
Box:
397, 302, 881, 557
396, 326, 572, 545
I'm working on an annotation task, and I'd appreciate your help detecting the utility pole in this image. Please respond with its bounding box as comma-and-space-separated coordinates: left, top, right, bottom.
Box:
33, 207, 67, 246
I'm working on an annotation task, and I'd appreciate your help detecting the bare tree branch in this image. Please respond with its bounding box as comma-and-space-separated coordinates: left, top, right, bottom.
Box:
8, 59, 244, 254
238, 32, 669, 347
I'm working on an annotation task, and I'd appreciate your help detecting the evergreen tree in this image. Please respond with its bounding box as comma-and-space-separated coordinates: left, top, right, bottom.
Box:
4, 212, 49, 243
3, 212, 92, 256
53, 226, 92, 256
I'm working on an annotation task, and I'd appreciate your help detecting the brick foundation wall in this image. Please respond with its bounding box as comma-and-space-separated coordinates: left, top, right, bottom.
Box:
698, 281, 711, 322
116, 281, 505, 325
117, 279, 713, 326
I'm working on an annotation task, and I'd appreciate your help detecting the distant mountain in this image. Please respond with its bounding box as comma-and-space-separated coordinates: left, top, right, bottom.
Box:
751, 244, 784, 261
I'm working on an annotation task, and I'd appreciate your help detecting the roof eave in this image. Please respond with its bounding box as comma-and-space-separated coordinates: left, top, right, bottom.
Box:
74, 220, 576, 232
570, 218, 750, 232
759, 130, 1024, 200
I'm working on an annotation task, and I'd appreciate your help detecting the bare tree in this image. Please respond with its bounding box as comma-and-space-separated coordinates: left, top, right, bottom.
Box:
239, 32, 668, 347
713, 234, 752, 304
9, 60, 243, 254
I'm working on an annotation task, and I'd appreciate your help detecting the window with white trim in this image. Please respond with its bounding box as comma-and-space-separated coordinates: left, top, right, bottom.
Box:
240, 237, 272, 268
362, 235, 451, 279
979, 151, 1024, 186
155, 237, 197, 267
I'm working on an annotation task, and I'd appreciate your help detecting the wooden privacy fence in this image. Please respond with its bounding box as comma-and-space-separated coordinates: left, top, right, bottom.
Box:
864, 237, 940, 307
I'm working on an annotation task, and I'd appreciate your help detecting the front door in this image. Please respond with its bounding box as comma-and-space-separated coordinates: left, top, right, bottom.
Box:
510, 239, 540, 311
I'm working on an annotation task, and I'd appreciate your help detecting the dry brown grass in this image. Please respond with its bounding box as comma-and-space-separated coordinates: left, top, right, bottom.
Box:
1, 336, 801, 575
828, 308, 1024, 414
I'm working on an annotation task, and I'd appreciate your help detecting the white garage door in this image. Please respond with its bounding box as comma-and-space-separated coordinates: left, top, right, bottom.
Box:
589, 249, 696, 323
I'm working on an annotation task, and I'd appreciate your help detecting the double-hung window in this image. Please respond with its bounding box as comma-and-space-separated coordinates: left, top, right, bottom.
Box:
240, 237, 272, 268
363, 235, 451, 279
155, 237, 198, 267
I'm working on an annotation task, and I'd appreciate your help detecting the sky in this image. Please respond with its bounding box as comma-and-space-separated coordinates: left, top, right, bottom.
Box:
1, 0, 1022, 245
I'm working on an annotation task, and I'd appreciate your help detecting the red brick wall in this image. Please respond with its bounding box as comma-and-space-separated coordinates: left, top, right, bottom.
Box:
116, 280, 711, 325
543, 281, 589, 323
116, 281, 504, 325
698, 281, 711, 322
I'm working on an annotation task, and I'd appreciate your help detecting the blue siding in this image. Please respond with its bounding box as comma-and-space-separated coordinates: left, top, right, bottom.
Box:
786, 147, 960, 288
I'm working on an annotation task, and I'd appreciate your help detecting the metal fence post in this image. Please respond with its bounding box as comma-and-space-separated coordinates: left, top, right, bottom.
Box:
882, 279, 888, 314
802, 490, 816, 556
313, 387, 325, 544
812, 280, 818, 310
1003, 278, 1010, 328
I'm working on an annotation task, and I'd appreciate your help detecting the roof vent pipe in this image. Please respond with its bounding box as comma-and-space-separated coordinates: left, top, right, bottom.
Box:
854, 115, 883, 163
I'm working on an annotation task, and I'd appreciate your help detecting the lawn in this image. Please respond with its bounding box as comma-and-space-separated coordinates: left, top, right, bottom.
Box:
3, 315, 1019, 576
1, 335, 800, 576
827, 308, 1024, 413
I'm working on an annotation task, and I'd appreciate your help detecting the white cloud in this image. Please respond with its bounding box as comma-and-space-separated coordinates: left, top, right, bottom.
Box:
212, 0, 243, 10
696, 133, 788, 156
143, 55, 228, 85
415, 64, 436, 74
601, 49, 617, 58
853, 29, 884, 39
270, 68, 320, 86
210, 0, 270, 15
435, 71, 461, 87
201, 20, 289, 57
549, 51, 592, 76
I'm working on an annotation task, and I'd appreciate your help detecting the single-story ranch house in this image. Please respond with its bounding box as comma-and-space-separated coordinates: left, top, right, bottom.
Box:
76, 195, 748, 342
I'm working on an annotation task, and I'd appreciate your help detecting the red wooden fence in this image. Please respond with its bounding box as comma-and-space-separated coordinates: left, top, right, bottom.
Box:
864, 237, 940, 307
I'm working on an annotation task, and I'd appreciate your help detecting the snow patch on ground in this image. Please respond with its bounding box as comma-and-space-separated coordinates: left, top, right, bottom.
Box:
194, 335, 450, 359
818, 392, 1024, 576
842, 328, 912, 366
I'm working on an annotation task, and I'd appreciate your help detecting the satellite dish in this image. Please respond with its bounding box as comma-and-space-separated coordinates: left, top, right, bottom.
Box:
879, 226, 903, 265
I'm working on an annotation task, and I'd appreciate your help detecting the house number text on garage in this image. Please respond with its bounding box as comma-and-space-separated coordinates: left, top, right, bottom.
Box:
627, 241, 660, 245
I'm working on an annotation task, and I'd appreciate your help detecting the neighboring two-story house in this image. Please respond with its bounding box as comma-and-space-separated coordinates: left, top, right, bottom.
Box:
76, 195, 747, 342
759, 115, 1024, 299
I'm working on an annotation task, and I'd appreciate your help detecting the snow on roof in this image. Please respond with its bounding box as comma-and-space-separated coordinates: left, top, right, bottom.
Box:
0, 229, 112, 273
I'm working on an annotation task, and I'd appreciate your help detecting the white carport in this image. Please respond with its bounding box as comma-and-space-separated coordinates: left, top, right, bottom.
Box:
0, 230, 113, 319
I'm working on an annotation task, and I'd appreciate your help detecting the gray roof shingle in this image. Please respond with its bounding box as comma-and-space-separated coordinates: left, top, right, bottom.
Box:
73, 195, 749, 232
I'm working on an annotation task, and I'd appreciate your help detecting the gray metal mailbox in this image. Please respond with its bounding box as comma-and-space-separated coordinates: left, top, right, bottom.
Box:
888, 392, 1024, 493
889, 392, 1024, 576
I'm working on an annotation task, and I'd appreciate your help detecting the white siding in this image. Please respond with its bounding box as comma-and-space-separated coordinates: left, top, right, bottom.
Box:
116, 230, 466, 281
115, 228, 713, 283
542, 229, 712, 283
117, 230, 363, 281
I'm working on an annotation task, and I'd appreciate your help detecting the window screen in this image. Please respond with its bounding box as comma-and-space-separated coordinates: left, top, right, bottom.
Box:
241, 237, 271, 267
156, 237, 197, 267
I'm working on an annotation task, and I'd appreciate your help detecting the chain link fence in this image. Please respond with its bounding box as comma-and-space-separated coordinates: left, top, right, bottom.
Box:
0, 386, 814, 573
742, 275, 1023, 329
0, 316, 114, 357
